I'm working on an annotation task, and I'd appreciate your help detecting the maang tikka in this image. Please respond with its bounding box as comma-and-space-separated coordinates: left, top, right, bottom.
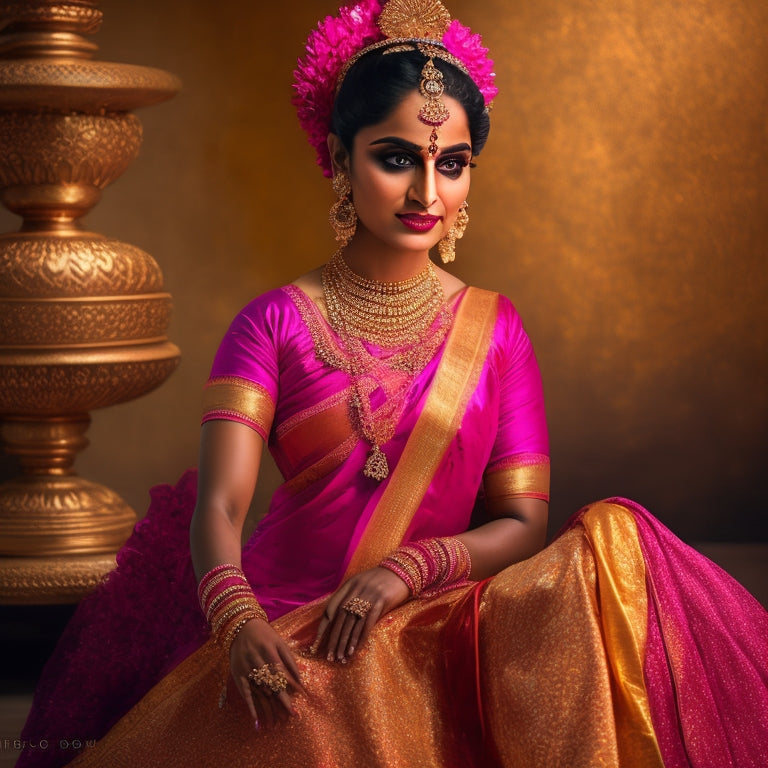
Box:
417, 46, 450, 156
329, 171, 357, 246
438, 200, 468, 264
377, 1, 453, 156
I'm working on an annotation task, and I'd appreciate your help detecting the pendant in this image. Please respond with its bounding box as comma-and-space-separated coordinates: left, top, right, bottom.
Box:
363, 445, 389, 481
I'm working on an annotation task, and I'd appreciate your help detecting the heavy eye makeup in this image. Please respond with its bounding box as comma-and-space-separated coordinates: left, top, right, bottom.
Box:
370, 144, 472, 179
436, 153, 472, 179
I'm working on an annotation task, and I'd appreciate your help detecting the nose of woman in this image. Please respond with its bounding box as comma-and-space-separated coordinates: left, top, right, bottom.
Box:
407, 161, 438, 209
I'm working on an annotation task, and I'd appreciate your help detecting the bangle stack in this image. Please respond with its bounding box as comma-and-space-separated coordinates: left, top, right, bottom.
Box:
379, 536, 472, 598
197, 564, 268, 653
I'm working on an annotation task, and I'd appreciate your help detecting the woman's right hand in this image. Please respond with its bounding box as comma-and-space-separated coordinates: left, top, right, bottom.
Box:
229, 618, 305, 729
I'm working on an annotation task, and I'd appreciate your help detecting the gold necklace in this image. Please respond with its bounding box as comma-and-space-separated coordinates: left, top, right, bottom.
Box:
323, 250, 446, 348
319, 250, 453, 480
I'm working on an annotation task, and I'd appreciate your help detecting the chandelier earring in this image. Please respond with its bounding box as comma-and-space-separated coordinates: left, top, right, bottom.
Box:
438, 201, 469, 264
330, 171, 357, 246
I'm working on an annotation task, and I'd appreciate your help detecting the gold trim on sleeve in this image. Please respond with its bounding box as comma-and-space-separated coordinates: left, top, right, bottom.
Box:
484, 460, 550, 503
201, 376, 275, 440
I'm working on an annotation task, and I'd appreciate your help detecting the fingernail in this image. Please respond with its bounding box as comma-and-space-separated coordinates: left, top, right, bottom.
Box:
309, 641, 319, 655
340, 657, 347, 664
254, 719, 260, 730
327, 653, 333, 662
348, 646, 355, 656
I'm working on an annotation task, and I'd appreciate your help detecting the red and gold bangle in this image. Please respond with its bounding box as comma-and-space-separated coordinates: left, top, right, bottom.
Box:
197, 564, 268, 644
379, 536, 472, 598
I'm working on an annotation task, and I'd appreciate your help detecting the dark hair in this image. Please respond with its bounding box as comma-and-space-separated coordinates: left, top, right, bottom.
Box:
331, 47, 490, 157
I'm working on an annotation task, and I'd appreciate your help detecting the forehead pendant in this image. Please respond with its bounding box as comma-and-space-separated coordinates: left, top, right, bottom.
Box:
378, 0, 453, 157
417, 46, 449, 156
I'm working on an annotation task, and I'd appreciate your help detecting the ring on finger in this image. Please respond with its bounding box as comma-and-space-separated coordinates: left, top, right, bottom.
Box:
342, 596, 372, 619
248, 663, 289, 695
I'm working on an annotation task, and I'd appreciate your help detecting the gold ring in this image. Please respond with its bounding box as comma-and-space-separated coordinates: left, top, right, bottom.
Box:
342, 596, 372, 619
247, 663, 289, 694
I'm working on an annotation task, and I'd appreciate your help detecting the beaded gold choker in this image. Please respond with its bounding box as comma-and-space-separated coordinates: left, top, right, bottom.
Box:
323, 249, 444, 348
319, 250, 453, 480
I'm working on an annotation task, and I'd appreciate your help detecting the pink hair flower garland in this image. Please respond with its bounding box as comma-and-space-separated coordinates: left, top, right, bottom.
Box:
442, 20, 498, 108
292, 0, 384, 177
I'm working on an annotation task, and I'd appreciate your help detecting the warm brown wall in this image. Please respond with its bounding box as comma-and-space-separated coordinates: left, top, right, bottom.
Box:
2, 0, 765, 539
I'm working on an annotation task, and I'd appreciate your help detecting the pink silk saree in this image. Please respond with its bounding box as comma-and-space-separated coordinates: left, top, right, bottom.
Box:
17, 286, 768, 768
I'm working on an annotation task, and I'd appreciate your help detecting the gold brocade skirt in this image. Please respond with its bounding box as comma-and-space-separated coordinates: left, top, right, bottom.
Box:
68, 503, 664, 768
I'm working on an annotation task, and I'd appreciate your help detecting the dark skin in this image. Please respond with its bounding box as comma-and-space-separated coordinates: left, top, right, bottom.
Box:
189, 91, 549, 728
191, 421, 547, 728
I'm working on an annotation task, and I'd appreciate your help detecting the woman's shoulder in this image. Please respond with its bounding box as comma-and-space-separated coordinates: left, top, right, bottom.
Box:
290, 266, 324, 304
461, 285, 523, 324
231, 272, 322, 322
460, 286, 533, 366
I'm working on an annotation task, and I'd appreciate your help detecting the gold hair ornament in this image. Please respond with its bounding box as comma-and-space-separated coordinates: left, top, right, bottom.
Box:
337, 0, 460, 156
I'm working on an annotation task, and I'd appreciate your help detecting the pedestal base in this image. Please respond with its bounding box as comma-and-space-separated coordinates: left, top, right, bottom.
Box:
0, 553, 117, 604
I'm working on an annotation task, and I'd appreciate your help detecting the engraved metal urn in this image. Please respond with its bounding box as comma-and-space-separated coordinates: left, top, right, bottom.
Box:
0, 1, 181, 602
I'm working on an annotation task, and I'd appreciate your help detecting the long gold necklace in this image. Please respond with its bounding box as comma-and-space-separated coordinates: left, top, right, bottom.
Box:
319, 250, 453, 480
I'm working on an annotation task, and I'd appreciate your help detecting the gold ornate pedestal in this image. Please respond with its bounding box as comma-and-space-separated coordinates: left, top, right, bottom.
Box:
0, 2, 181, 603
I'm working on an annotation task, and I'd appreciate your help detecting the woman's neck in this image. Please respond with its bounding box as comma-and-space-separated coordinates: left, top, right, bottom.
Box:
340, 230, 431, 282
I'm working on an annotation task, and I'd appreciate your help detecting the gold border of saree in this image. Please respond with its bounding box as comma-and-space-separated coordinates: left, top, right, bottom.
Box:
580, 502, 665, 767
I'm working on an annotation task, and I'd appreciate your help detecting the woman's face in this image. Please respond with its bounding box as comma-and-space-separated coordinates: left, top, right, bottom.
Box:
333, 90, 472, 255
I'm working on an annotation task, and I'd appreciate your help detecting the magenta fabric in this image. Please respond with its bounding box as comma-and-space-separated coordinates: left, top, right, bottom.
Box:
557, 498, 768, 767
624, 498, 768, 767
18, 283, 768, 768
209, 286, 549, 617
18, 286, 547, 767
16, 472, 205, 768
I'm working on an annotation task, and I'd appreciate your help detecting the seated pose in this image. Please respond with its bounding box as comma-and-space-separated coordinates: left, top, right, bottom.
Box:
19, 1, 767, 766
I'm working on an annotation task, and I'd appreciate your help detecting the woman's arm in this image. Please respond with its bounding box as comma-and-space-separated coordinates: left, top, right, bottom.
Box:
190, 420, 303, 728
456, 496, 549, 580
314, 496, 548, 664
190, 420, 262, 577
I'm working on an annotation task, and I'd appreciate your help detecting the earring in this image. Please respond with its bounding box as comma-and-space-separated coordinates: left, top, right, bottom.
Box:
438, 201, 469, 264
329, 172, 357, 247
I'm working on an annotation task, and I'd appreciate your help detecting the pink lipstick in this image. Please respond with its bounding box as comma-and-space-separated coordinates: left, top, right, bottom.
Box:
396, 213, 441, 232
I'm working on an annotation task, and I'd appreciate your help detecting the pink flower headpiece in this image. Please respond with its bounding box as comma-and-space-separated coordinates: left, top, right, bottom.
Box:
292, 0, 498, 177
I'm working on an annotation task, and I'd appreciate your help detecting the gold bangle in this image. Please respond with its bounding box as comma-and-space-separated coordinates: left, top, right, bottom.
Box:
199, 568, 249, 608
210, 599, 258, 635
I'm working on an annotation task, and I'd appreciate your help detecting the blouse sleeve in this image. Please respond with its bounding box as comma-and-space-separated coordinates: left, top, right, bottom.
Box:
200, 291, 282, 442
483, 296, 550, 504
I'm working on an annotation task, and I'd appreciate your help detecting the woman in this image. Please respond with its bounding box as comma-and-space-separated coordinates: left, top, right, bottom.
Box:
18, 1, 768, 767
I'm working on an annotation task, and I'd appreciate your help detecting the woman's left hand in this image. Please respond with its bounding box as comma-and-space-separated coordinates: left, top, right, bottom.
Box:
312, 566, 411, 663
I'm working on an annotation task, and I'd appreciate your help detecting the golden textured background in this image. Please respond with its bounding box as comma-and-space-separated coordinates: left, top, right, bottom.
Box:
2, 0, 765, 540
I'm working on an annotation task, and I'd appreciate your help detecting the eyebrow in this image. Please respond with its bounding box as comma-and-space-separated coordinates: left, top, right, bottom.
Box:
368, 136, 472, 154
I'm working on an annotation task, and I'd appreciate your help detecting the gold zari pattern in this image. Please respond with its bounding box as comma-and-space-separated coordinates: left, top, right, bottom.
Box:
484, 460, 551, 503
68, 503, 664, 768
202, 376, 275, 439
